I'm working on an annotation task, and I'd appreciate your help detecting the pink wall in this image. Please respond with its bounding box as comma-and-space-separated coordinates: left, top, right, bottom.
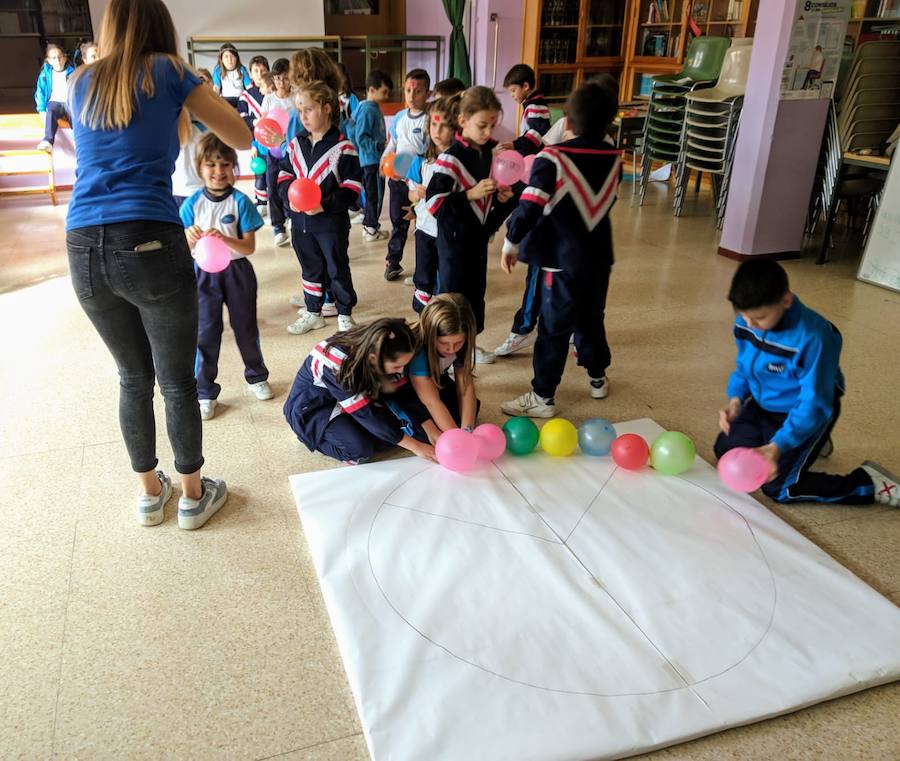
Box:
719, 0, 829, 256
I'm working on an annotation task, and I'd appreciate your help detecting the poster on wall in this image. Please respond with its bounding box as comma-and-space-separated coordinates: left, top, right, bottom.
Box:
780, 0, 852, 99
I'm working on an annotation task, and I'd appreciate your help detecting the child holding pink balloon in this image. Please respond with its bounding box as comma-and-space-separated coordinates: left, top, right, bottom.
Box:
499, 77, 621, 419
179, 133, 270, 421
277, 81, 362, 335
406, 95, 459, 313
714, 259, 899, 506
409, 294, 479, 433
283, 319, 437, 465
426, 86, 516, 364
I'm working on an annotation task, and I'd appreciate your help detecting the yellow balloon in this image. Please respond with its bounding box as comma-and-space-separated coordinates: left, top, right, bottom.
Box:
540, 418, 579, 457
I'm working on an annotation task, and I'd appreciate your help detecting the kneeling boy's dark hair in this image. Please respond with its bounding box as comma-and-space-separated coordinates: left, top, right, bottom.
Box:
566, 75, 618, 138
728, 259, 791, 310
433, 77, 466, 97
503, 64, 536, 89
366, 69, 394, 92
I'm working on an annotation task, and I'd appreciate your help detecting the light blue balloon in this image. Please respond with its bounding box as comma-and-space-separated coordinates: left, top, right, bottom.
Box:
578, 418, 617, 456
393, 152, 415, 178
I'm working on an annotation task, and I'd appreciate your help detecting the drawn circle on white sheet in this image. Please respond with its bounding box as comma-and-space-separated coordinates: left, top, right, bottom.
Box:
366, 461, 777, 697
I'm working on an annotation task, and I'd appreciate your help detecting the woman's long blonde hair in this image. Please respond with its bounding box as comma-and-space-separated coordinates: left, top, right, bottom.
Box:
416, 294, 476, 390
72, 0, 191, 142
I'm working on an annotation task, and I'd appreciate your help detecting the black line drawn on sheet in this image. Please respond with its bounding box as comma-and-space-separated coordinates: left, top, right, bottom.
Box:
361, 460, 778, 698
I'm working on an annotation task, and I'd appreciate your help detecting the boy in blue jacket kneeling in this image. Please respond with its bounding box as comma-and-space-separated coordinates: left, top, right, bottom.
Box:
716, 259, 898, 506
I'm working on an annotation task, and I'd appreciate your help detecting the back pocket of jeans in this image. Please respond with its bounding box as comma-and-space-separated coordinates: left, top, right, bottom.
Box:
66, 244, 93, 300
113, 243, 191, 302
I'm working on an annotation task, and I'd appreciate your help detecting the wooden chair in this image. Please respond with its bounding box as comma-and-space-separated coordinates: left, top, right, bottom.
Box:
0, 114, 58, 205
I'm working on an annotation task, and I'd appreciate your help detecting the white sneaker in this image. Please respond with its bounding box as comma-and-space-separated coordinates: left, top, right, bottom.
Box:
337, 314, 356, 332
287, 311, 327, 334
248, 380, 273, 400
501, 390, 556, 418
37, 140, 52, 151
135, 470, 173, 527
349, 210, 364, 225
289, 294, 305, 307
474, 346, 496, 365
589, 375, 610, 399
273, 231, 290, 247
321, 302, 338, 317
862, 461, 900, 507
363, 228, 389, 242
257, 204, 268, 218
178, 476, 228, 530
494, 331, 537, 357
199, 399, 217, 420
403, 276, 415, 286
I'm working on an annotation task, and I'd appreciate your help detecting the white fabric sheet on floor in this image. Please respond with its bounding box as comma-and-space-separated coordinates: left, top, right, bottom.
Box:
289, 418, 900, 761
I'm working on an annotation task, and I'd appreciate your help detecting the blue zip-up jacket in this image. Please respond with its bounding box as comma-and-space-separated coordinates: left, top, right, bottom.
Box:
34, 62, 75, 112
726, 296, 845, 452
339, 91, 361, 145
212, 64, 251, 92
353, 99, 386, 168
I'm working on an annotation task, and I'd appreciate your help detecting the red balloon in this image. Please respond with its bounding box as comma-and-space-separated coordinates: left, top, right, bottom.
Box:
380, 151, 398, 179
610, 433, 649, 470
254, 117, 284, 148
288, 178, 322, 212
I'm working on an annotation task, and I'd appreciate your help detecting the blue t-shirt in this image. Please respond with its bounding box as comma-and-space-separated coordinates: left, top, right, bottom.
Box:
408, 348, 460, 378
66, 56, 201, 231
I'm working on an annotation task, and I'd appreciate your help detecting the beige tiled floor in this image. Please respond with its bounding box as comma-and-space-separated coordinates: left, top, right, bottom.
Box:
2, 183, 898, 760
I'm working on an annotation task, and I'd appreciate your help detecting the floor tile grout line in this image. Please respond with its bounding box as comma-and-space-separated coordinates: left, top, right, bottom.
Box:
48, 444, 85, 758
252, 731, 364, 761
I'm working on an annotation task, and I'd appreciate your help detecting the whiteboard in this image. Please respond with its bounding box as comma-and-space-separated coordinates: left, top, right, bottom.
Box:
289, 418, 900, 761
858, 156, 900, 293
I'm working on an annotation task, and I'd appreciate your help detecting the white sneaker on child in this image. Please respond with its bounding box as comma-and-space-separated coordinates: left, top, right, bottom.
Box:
474, 346, 496, 364
321, 302, 338, 317
135, 470, 173, 527
199, 399, 216, 421
501, 390, 556, 418
862, 461, 900, 507
403, 276, 415, 286
349, 210, 364, 225
248, 381, 273, 400
287, 311, 327, 335
257, 204, 268, 218
589, 375, 610, 399
37, 140, 52, 152
337, 315, 356, 332
273, 231, 290, 247
494, 331, 537, 357
363, 228, 389, 242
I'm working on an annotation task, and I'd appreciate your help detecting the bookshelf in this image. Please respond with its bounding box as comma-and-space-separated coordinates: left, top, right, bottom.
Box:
846, 0, 900, 42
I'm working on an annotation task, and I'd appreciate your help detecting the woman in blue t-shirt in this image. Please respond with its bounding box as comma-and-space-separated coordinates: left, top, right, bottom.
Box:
66, 0, 251, 530
408, 293, 479, 432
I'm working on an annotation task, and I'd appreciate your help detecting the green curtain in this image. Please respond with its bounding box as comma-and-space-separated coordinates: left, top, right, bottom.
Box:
443, 0, 472, 86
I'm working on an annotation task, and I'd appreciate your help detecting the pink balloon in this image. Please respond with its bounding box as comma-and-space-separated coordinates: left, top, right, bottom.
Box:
267, 106, 290, 134
717, 448, 770, 493
193, 235, 231, 274
435, 429, 479, 473
473, 424, 506, 461
523, 154, 536, 180
491, 149, 526, 186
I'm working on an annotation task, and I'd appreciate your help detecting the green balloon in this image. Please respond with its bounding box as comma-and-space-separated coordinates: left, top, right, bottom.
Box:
250, 156, 267, 175
503, 417, 540, 455
650, 431, 696, 475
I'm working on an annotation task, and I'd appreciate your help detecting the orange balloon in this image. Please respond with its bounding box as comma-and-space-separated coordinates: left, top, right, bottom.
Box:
380, 152, 398, 179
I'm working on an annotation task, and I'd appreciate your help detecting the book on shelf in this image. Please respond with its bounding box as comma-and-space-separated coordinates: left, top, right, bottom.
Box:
656, 0, 670, 22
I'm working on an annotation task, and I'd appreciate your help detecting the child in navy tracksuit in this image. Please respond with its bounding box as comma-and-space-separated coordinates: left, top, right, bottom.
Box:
715, 259, 899, 506
426, 86, 516, 364
383, 69, 431, 280
212, 43, 251, 108
277, 82, 362, 336
238, 55, 270, 211
34, 44, 74, 151
354, 70, 394, 240
499, 78, 620, 418
284, 319, 438, 464
179, 134, 270, 422
494, 64, 555, 359
406, 94, 458, 314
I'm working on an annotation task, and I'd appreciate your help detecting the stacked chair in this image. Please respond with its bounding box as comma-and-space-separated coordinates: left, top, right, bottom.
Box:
638, 36, 730, 205
807, 40, 900, 262
673, 43, 753, 228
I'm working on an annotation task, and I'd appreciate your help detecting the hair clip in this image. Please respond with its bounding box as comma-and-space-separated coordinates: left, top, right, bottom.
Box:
388, 331, 395, 339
